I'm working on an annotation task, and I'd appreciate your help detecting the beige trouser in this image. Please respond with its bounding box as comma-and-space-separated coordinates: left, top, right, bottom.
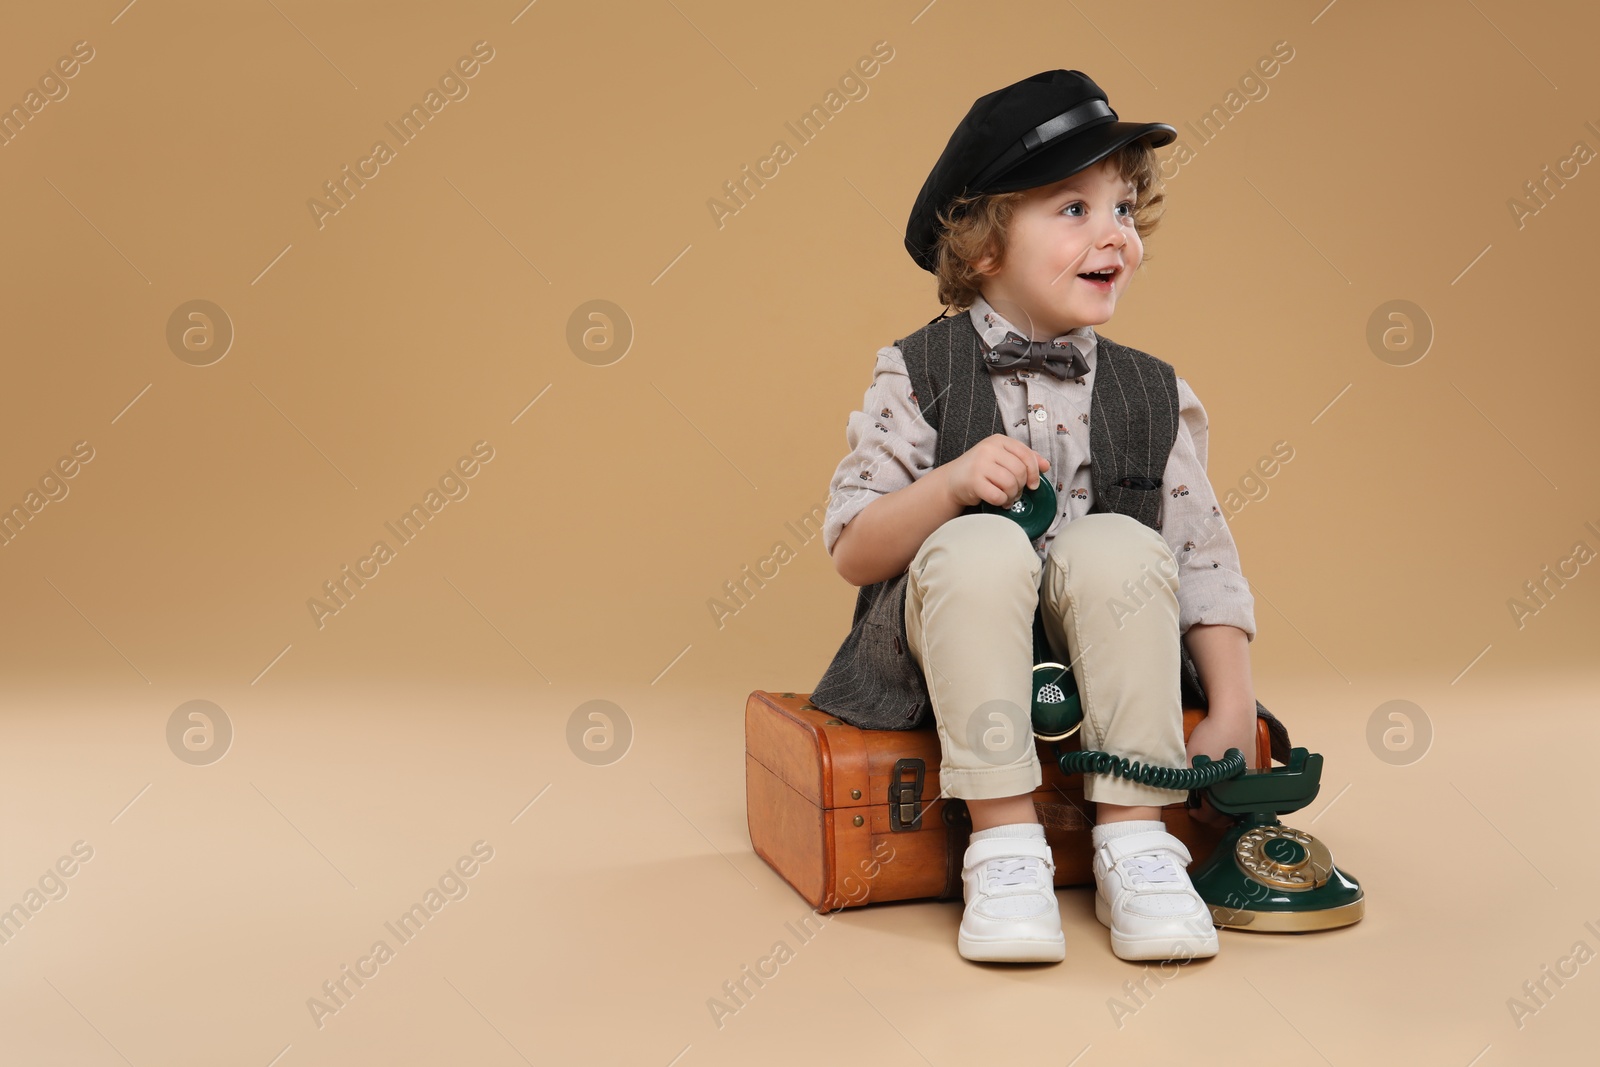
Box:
904, 512, 1189, 808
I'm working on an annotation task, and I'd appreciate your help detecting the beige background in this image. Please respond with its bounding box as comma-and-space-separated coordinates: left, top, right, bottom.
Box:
1, 0, 1596, 1063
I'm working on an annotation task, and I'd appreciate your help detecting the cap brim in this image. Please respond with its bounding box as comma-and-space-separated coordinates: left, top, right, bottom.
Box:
979, 120, 1177, 194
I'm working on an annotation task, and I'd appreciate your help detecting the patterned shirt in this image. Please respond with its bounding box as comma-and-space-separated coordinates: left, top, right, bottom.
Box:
821, 294, 1256, 641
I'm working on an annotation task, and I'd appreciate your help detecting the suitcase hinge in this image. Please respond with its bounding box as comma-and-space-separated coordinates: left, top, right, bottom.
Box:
888, 758, 925, 832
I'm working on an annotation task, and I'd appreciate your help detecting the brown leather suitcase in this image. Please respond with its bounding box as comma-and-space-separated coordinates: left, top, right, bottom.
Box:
745, 690, 1276, 913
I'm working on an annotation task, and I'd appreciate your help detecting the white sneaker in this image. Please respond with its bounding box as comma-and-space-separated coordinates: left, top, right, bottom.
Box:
1092, 828, 1220, 961
957, 835, 1066, 963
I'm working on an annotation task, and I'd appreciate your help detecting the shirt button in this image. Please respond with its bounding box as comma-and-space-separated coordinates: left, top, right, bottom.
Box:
1033, 408, 1047, 422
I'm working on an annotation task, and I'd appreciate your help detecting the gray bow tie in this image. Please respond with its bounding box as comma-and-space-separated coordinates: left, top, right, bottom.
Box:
982, 331, 1090, 381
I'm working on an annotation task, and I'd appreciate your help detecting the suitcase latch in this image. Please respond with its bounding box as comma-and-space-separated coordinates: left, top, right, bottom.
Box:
888, 757, 925, 832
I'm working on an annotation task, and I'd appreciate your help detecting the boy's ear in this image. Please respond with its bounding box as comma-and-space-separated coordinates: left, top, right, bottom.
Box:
974, 228, 1012, 276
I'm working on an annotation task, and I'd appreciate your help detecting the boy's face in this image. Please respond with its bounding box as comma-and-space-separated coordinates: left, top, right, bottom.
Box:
974, 157, 1141, 337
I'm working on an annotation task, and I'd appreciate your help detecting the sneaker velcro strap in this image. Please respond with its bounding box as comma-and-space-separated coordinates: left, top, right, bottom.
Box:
1099, 829, 1191, 868
963, 835, 1054, 871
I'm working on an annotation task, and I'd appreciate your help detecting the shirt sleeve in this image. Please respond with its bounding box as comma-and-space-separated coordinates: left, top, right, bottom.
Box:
1160, 377, 1257, 641
822, 344, 937, 558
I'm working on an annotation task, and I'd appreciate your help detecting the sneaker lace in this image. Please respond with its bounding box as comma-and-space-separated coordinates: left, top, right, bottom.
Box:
988, 855, 1047, 889
1123, 851, 1182, 888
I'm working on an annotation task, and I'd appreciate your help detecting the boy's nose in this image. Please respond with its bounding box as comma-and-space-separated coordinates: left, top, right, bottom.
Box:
1096, 221, 1127, 247
1076, 230, 1124, 261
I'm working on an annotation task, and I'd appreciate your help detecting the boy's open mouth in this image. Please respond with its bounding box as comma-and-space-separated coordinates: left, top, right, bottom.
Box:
1077, 266, 1119, 284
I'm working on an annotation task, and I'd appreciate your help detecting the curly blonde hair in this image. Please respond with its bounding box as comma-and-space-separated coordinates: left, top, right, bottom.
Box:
932, 142, 1168, 311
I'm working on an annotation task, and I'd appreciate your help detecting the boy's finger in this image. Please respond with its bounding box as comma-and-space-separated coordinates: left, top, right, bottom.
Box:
992, 451, 1030, 492
980, 473, 1012, 507
999, 439, 1040, 487
1022, 446, 1042, 489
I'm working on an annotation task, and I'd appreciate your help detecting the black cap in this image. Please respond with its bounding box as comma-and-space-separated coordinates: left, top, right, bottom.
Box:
904, 70, 1176, 273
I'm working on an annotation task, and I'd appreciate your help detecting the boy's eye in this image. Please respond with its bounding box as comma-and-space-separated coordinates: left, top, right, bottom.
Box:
1061, 200, 1137, 216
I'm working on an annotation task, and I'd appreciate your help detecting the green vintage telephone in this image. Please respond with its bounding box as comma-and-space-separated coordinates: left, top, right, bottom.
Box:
989, 479, 1366, 932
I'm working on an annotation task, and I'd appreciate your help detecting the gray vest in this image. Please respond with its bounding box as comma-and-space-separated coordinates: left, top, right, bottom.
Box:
811, 310, 1288, 761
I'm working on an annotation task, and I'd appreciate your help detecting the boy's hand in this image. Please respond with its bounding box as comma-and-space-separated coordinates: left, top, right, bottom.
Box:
1185, 706, 1259, 774
1184, 706, 1259, 830
943, 434, 1050, 509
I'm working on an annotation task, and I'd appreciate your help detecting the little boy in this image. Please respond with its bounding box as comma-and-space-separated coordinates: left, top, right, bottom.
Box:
812, 70, 1264, 964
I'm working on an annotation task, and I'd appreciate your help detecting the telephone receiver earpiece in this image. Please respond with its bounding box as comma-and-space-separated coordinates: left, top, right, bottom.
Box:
978, 477, 1056, 540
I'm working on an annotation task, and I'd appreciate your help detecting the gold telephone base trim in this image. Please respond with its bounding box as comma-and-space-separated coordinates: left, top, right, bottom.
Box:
1209, 896, 1365, 932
